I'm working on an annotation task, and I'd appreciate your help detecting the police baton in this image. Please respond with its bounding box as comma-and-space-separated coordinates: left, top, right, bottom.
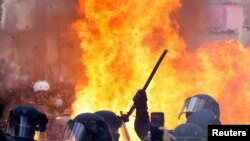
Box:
120, 49, 168, 122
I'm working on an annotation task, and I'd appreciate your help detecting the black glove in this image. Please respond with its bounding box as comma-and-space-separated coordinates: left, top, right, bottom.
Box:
133, 90, 150, 139
36, 112, 48, 132
133, 89, 148, 110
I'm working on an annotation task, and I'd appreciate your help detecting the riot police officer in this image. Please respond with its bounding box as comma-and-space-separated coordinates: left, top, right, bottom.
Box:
61, 112, 113, 141
6, 104, 48, 141
133, 90, 220, 140
95, 110, 123, 141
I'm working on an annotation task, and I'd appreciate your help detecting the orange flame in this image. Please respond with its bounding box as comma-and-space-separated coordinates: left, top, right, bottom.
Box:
71, 0, 250, 141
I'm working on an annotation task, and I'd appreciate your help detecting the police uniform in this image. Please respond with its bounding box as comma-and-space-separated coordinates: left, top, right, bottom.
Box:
172, 123, 207, 141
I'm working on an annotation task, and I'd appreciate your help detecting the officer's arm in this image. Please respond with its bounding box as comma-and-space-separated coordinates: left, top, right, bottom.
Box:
133, 90, 150, 139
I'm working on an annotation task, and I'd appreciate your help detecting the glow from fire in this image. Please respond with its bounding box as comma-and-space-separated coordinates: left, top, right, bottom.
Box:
71, 0, 250, 141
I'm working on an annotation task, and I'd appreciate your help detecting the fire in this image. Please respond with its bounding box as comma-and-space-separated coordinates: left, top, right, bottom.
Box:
71, 0, 250, 141
196, 40, 250, 124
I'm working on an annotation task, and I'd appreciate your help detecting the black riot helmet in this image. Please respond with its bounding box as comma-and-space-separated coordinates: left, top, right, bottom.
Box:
178, 94, 220, 119
6, 104, 48, 141
172, 123, 207, 141
95, 110, 123, 141
187, 109, 221, 132
61, 113, 113, 141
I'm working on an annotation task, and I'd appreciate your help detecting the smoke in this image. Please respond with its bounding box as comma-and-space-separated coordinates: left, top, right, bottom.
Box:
0, 0, 8, 29
0, 1, 83, 136
175, 0, 214, 50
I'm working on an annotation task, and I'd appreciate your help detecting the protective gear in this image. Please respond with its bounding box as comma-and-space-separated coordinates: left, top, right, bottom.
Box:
178, 94, 220, 119
6, 104, 48, 141
133, 89, 150, 140
172, 123, 207, 141
95, 110, 122, 141
61, 113, 113, 141
186, 109, 221, 131
133, 89, 148, 110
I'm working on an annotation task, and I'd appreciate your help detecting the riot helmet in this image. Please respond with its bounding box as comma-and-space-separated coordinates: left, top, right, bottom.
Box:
186, 109, 220, 131
6, 104, 48, 141
178, 94, 220, 119
61, 113, 113, 141
172, 123, 206, 141
95, 110, 122, 141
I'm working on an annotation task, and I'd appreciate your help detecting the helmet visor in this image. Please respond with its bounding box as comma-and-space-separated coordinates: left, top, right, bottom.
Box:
7, 116, 36, 139
178, 97, 207, 119
61, 121, 90, 141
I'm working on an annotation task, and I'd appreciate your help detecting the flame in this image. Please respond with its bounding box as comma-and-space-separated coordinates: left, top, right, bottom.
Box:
196, 40, 250, 123
71, 0, 250, 141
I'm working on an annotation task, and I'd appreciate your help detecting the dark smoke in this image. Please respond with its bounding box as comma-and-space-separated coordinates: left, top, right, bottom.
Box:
175, 0, 214, 50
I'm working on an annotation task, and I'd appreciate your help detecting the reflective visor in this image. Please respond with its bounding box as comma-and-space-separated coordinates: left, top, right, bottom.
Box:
178, 97, 207, 119
61, 121, 90, 141
186, 97, 206, 112
7, 116, 36, 139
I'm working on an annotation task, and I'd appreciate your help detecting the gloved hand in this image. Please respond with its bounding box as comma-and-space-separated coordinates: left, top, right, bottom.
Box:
133, 89, 148, 110
36, 112, 48, 132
